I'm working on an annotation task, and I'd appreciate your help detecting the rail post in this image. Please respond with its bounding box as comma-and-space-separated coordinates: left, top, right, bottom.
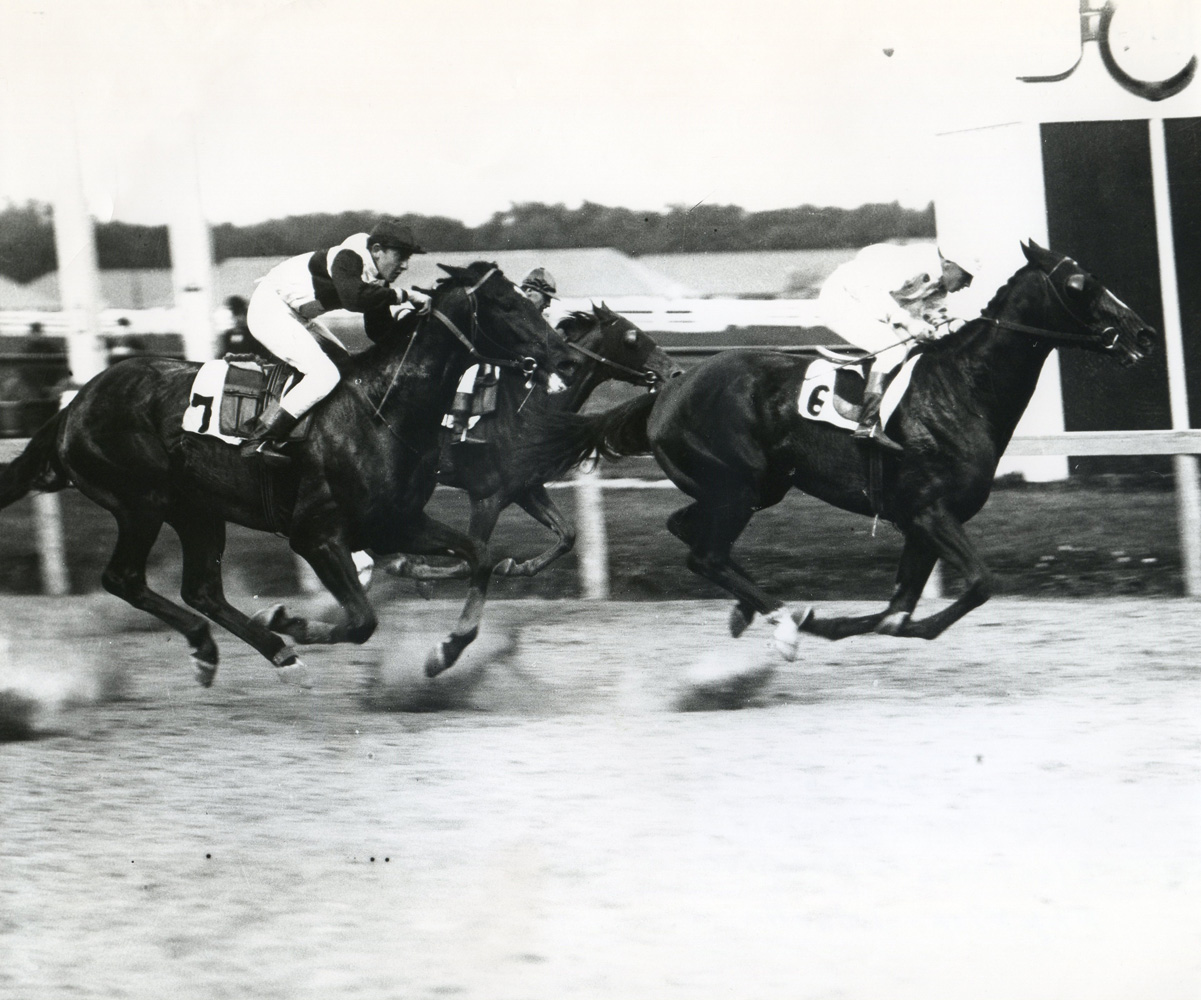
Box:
1149, 117, 1201, 597
574, 464, 611, 599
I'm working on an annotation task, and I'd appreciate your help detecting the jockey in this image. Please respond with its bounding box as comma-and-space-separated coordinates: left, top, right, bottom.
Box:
444, 267, 559, 447
817, 241, 976, 453
241, 217, 428, 461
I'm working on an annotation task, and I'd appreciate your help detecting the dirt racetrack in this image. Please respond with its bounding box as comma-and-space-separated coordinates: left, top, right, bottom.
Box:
2, 594, 1200, 1000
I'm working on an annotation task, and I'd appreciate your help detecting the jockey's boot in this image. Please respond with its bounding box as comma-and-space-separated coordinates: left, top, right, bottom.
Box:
449, 396, 486, 446
240, 401, 299, 465
852, 391, 903, 453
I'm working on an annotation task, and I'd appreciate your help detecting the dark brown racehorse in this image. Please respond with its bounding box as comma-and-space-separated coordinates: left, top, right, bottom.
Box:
0, 262, 574, 686
527, 242, 1157, 654
386, 303, 682, 584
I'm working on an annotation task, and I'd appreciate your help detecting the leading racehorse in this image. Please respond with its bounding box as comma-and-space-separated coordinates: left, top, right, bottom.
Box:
526, 242, 1157, 654
0, 262, 574, 686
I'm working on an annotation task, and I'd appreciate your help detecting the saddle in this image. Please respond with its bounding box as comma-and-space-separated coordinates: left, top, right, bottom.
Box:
182, 357, 314, 445
798, 352, 921, 432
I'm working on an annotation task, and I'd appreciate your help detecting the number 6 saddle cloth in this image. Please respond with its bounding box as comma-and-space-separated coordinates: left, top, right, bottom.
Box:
797, 352, 921, 432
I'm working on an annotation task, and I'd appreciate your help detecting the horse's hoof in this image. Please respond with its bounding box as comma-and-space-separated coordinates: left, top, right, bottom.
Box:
423, 643, 450, 678
251, 603, 288, 632
493, 558, 518, 577
277, 660, 313, 689
792, 606, 815, 631
729, 604, 755, 638
382, 557, 408, 578
414, 580, 435, 600
875, 611, 911, 636
352, 550, 375, 590
192, 655, 218, 688
768, 609, 801, 661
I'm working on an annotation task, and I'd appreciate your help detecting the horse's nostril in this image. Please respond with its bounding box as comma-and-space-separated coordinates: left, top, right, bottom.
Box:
670, 369, 684, 378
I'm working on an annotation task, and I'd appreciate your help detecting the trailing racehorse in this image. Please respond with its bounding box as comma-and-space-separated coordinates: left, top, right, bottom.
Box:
386, 303, 682, 584
526, 242, 1157, 654
0, 262, 574, 686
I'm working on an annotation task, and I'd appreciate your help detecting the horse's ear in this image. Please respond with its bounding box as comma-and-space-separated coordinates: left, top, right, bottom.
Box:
438, 263, 466, 279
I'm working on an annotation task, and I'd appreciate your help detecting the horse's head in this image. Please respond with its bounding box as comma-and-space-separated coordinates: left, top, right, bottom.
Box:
430, 262, 575, 390
556, 302, 683, 391
1017, 241, 1157, 367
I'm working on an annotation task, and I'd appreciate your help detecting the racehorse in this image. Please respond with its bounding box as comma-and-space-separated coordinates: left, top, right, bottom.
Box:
386, 303, 682, 584
0, 262, 574, 686
526, 242, 1157, 653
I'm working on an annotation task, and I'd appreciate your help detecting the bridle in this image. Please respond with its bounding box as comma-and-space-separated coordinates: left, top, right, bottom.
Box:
428, 268, 539, 376
364, 267, 544, 437
984, 259, 1121, 352
563, 321, 662, 387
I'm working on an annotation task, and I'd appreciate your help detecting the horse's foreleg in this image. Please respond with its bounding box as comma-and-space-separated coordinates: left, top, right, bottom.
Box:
266, 523, 378, 648
800, 536, 938, 641
172, 512, 307, 686
891, 507, 992, 640
390, 512, 490, 677
98, 508, 222, 686
496, 486, 574, 577
383, 494, 503, 583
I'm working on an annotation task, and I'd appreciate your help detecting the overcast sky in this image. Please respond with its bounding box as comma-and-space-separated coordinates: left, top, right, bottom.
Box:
0, 0, 1197, 227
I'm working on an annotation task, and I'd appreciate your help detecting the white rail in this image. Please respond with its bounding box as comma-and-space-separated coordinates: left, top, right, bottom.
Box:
2, 430, 1200, 597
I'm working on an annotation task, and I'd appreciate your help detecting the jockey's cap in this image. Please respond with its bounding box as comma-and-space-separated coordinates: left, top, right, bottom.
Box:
520, 267, 558, 298
937, 241, 982, 281
369, 218, 427, 255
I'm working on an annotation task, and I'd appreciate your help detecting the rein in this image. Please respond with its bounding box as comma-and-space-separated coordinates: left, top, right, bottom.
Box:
565, 333, 660, 385
985, 269, 1119, 350
359, 268, 539, 445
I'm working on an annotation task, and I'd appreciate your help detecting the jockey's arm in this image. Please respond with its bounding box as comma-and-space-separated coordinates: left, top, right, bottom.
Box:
329, 248, 404, 313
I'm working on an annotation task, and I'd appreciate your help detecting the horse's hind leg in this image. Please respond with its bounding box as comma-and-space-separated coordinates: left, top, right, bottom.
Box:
667, 500, 799, 647
171, 511, 309, 685
98, 507, 222, 685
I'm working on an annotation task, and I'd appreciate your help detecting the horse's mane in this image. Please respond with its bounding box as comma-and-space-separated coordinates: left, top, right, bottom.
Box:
916, 262, 1039, 358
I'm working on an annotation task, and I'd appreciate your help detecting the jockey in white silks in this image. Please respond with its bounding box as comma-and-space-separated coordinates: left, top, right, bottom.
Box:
242, 217, 428, 462
444, 267, 559, 446
818, 242, 977, 453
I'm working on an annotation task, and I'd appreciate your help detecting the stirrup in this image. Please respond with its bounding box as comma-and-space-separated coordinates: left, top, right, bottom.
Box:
853, 423, 903, 453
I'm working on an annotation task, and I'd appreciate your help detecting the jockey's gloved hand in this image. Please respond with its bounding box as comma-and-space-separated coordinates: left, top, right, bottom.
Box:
403, 289, 430, 307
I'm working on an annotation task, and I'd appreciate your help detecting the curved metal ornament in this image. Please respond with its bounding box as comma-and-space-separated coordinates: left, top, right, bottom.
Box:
1018, 1, 1195, 102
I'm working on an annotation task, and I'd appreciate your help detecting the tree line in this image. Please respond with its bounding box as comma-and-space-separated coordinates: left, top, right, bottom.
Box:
0, 199, 935, 284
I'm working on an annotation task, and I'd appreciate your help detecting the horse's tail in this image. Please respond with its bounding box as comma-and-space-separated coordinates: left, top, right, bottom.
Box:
526, 392, 658, 479
0, 411, 69, 510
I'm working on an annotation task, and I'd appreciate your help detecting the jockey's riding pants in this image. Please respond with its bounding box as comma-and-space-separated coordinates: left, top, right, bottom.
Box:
247, 286, 341, 419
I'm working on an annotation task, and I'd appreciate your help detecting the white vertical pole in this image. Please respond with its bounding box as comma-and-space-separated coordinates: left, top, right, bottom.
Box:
165, 116, 218, 362
51, 107, 108, 391
1148, 118, 1201, 597
574, 464, 610, 599
33, 493, 69, 596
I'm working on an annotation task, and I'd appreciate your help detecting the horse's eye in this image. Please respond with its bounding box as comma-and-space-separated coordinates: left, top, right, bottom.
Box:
1067, 274, 1086, 293
624, 329, 638, 346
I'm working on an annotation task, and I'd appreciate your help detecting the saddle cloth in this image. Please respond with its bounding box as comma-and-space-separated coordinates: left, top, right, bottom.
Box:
797, 354, 922, 431
182, 359, 312, 445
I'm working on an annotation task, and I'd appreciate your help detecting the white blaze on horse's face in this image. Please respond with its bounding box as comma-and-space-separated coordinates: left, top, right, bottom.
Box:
546, 372, 567, 395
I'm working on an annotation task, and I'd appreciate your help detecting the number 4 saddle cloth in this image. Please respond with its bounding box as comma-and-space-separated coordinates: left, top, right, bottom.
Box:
797, 352, 921, 431
182, 357, 313, 445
